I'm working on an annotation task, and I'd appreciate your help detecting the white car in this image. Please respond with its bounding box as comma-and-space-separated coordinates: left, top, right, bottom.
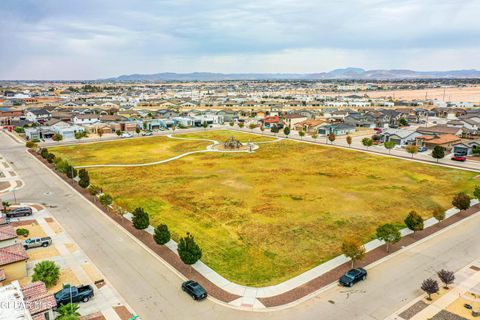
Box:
121, 133, 133, 138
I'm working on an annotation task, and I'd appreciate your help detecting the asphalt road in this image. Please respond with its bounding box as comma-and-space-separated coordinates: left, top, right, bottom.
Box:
2, 130, 480, 320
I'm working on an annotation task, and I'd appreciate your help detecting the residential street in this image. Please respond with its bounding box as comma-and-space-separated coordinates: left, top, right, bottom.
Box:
2, 130, 480, 320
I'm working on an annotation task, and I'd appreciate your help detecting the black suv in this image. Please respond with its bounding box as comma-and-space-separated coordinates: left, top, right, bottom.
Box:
339, 268, 367, 287
6, 207, 33, 218
182, 280, 207, 300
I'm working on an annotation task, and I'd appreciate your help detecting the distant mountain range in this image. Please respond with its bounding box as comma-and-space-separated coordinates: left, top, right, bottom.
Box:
102, 68, 480, 81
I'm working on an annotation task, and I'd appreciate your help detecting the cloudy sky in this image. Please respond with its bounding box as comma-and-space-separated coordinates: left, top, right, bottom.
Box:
1, 0, 479, 79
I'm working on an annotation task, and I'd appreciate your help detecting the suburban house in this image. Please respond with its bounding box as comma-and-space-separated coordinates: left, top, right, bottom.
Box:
452, 140, 480, 156
0, 243, 28, 282
416, 134, 462, 151
0, 110, 23, 125
25, 109, 51, 123
380, 129, 422, 146
284, 114, 308, 128
0, 225, 18, 249
317, 123, 356, 136
21, 281, 57, 320
72, 114, 100, 125
344, 113, 376, 128
0, 280, 55, 320
24, 127, 56, 140
262, 116, 281, 128
294, 119, 325, 133
416, 125, 463, 137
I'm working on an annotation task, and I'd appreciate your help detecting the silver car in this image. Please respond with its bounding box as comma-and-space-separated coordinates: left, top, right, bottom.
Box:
23, 237, 52, 249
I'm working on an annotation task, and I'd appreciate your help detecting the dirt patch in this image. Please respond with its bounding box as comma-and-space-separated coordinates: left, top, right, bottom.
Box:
8, 171, 16, 176
0, 181, 10, 191
31, 204, 45, 211
81, 312, 106, 320
15, 180, 23, 188
113, 306, 134, 320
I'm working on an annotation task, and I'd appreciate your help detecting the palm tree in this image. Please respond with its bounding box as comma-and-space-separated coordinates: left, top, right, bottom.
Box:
1, 201, 10, 213
56, 303, 81, 320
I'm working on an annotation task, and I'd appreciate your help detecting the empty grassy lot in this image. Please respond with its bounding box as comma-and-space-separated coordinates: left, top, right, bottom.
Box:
50, 130, 478, 286
48, 135, 210, 165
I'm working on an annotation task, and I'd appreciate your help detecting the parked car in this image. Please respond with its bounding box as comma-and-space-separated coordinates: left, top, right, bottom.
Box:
6, 207, 32, 218
121, 132, 133, 138
339, 268, 368, 287
54, 284, 94, 306
23, 237, 52, 249
374, 128, 383, 133
451, 155, 467, 162
142, 131, 153, 136
181, 280, 207, 300
418, 146, 428, 152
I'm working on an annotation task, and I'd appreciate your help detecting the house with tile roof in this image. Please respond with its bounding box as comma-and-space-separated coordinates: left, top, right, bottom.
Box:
0, 243, 29, 282
416, 134, 462, 152
0, 225, 18, 249
21, 281, 56, 320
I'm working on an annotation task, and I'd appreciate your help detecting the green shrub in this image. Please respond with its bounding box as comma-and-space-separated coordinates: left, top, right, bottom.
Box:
46, 153, 56, 163
132, 207, 150, 230
88, 185, 101, 196
32, 261, 60, 288
14, 127, 25, 133
25, 141, 37, 149
40, 148, 49, 159
16, 228, 29, 237
154, 224, 171, 245
99, 194, 113, 206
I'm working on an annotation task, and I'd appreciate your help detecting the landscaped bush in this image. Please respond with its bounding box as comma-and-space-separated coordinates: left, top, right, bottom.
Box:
32, 260, 60, 288
65, 165, 77, 178
14, 127, 25, 133
46, 153, 56, 163
16, 228, 29, 237
88, 185, 101, 196
153, 224, 171, 245
40, 148, 49, 159
132, 207, 150, 230
99, 194, 113, 206
25, 141, 37, 149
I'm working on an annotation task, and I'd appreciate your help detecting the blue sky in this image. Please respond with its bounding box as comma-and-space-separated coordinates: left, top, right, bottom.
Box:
1, 0, 479, 79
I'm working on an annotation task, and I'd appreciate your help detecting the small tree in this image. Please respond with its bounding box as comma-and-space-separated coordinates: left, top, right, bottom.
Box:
177, 233, 202, 269
437, 269, 455, 289
260, 125, 265, 133
271, 125, 279, 136
384, 141, 396, 154
371, 134, 380, 144
312, 132, 318, 140
32, 260, 60, 288
238, 122, 244, 128
421, 278, 439, 300
249, 123, 257, 131
283, 126, 291, 138
153, 224, 171, 245
116, 130, 122, 136
362, 137, 373, 149
406, 145, 418, 158
97, 128, 104, 139
341, 239, 365, 267
328, 133, 336, 144
376, 223, 401, 252
404, 211, 424, 237
135, 127, 141, 135
202, 122, 208, 130
399, 118, 408, 126
40, 148, 49, 159
66, 165, 77, 179
25, 141, 37, 149
1, 201, 10, 213
432, 146, 445, 162
432, 207, 446, 224
78, 169, 90, 188
346, 135, 352, 147
474, 185, 480, 201
56, 303, 81, 320
132, 207, 150, 230
452, 192, 471, 211
299, 130, 305, 140
229, 121, 234, 127
52, 133, 63, 142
